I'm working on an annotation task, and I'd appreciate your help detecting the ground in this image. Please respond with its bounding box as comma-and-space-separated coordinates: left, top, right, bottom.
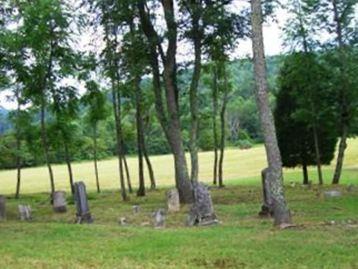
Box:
0, 140, 357, 268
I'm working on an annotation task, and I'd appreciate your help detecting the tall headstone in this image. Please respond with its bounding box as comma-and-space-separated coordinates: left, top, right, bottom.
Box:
187, 182, 218, 226
153, 209, 165, 228
167, 189, 180, 212
74, 182, 93, 224
259, 168, 274, 217
0, 196, 6, 221
53, 191, 67, 213
18, 205, 32, 221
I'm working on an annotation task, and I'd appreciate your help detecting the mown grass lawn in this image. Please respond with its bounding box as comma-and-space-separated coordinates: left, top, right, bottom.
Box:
0, 184, 357, 269
0, 139, 357, 194
0, 139, 357, 268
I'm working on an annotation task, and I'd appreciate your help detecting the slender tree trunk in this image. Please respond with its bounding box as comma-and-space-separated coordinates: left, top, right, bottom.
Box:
143, 141, 156, 189
122, 153, 132, 194
40, 101, 55, 194
63, 139, 74, 194
111, 82, 127, 201
218, 65, 229, 187
189, 11, 202, 182
331, 0, 349, 185
212, 64, 219, 185
312, 122, 323, 185
250, 0, 291, 226
93, 124, 100, 193
135, 76, 145, 196
15, 90, 21, 199
302, 163, 308, 185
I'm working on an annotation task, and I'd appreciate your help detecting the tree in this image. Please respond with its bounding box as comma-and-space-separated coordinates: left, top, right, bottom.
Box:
137, 0, 194, 203
318, 0, 358, 184
275, 53, 338, 184
82, 80, 109, 193
250, 0, 291, 226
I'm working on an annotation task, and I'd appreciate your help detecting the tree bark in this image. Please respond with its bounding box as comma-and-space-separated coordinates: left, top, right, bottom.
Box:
93, 124, 100, 193
250, 0, 291, 226
312, 121, 323, 185
331, 0, 349, 185
143, 142, 156, 189
212, 64, 219, 185
218, 65, 229, 187
15, 89, 21, 199
189, 5, 202, 182
135, 76, 146, 197
63, 138, 74, 195
302, 163, 308, 185
40, 101, 55, 195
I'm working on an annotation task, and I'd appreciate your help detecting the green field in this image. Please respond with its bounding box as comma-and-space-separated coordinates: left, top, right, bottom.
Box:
0, 139, 357, 194
0, 140, 357, 268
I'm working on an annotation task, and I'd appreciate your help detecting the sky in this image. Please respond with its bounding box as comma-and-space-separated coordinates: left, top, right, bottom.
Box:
0, 3, 289, 110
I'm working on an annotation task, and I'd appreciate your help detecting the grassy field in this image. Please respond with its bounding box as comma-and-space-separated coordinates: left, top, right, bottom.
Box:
0, 139, 357, 268
0, 139, 357, 194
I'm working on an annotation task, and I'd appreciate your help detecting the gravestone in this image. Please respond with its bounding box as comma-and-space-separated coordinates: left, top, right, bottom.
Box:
153, 209, 165, 228
167, 189, 180, 212
259, 168, 274, 217
18, 205, 32, 221
0, 196, 6, 221
187, 182, 218, 226
53, 191, 67, 213
132, 205, 140, 214
118, 217, 128, 226
324, 190, 342, 198
74, 182, 93, 224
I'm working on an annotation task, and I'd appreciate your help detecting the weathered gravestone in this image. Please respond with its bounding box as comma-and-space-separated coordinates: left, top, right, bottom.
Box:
74, 182, 93, 224
0, 195, 6, 221
324, 190, 342, 199
259, 168, 274, 217
167, 188, 180, 213
118, 217, 128, 226
18, 205, 32, 221
132, 205, 140, 214
53, 191, 67, 213
153, 209, 165, 228
258, 168, 292, 227
187, 182, 218, 226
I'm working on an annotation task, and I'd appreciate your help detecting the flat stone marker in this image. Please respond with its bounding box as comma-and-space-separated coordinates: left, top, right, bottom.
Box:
53, 191, 67, 213
118, 217, 128, 226
167, 189, 180, 212
153, 209, 165, 228
324, 190, 342, 198
132, 205, 140, 214
187, 182, 218, 226
74, 182, 93, 224
0, 195, 6, 221
18, 205, 32, 221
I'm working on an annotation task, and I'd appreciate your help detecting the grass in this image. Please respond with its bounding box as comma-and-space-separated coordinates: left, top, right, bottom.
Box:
0, 139, 357, 268
0, 139, 357, 194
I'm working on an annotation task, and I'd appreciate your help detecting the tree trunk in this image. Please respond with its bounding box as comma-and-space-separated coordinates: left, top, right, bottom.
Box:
135, 76, 145, 197
331, 0, 349, 185
212, 64, 219, 185
111, 83, 127, 201
312, 122, 323, 185
15, 90, 21, 199
250, 0, 291, 226
63, 138, 75, 194
122, 152, 132, 194
189, 11, 202, 182
93, 124, 100, 193
302, 163, 308, 185
332, 125, 348, 184
218, 65, 229, 188
40, 101, 55, 194
143, 142, 156, 189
